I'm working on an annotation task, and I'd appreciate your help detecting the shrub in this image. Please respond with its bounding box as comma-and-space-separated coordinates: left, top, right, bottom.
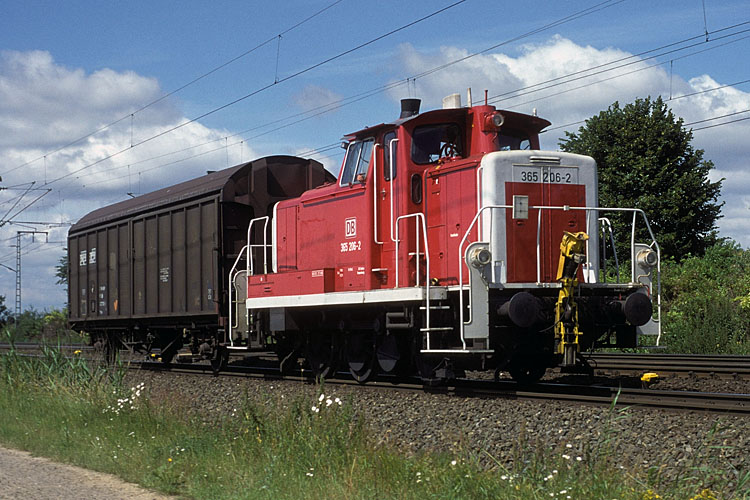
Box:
661, 241, 750, 354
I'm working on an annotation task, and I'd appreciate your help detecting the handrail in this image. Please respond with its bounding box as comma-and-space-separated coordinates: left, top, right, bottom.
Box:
394, 212, 431, 344
458, 204, 662, 346
389, 138, 399, 243
246, 216, 270, 276
373, 143, 383, 245
228, 244, 248, 348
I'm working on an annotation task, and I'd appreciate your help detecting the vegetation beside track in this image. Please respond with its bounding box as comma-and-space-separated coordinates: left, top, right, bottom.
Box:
662, 241, 750, 355
0, 339, 746, 500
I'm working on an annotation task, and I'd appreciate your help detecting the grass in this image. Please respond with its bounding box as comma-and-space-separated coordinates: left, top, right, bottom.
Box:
0, 338, 747, 499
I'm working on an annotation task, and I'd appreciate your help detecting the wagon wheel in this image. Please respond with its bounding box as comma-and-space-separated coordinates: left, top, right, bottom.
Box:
305, 330, 338, 380
98, 335, 119, 366
160, 338, 182, 364
210, 346, 229, 375
346, 331, 377, 383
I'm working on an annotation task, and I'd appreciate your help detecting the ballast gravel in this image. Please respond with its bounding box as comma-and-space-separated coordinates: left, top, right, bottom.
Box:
125, 366, 750, 485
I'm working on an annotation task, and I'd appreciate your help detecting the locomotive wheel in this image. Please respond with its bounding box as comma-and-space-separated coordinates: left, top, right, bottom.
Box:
376, 332, 405, 374
507, 357, 547, 385
275, 337, 299, 374
305, 331, 338, 379
346, 331, 377, 383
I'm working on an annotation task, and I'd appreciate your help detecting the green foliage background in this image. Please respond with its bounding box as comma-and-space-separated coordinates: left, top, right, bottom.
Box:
661, 241, 750, 354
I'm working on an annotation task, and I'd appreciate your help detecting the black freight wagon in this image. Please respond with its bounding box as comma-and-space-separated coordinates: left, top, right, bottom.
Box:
68, 155, 333, 359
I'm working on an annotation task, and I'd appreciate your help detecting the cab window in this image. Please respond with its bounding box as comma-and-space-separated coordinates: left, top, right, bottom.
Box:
340, 138, 374, 186
411, 123, 463, 164
495, 129, 531, 150
383, 131, 397, 181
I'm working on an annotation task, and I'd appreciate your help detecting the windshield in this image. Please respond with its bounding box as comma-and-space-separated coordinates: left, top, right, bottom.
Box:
340, 138, 374, 185
495, 129, 531, 150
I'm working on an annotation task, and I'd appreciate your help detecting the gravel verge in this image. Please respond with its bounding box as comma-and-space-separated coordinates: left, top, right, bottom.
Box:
125, 366, 750, 486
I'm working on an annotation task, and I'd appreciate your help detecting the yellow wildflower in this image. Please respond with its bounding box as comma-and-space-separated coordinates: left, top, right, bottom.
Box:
689, 490, 718, 500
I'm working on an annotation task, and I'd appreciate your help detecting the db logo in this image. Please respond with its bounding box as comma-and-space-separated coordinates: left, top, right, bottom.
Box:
345, 217, 357, 238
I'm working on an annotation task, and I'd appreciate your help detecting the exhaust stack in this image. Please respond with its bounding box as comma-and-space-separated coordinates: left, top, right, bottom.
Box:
400, 98, 421, 118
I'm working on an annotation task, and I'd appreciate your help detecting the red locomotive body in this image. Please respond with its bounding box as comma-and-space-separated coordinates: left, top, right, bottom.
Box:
232, 95, 661, 382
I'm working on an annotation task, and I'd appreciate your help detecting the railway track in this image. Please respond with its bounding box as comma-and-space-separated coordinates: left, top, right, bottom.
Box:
131, 357, 750, 415
3, 342, 749, 379
583, 352, 750, 378
3, 343, 749, 413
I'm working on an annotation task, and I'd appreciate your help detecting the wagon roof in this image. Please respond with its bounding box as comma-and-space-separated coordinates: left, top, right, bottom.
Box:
68, 157, 264, 235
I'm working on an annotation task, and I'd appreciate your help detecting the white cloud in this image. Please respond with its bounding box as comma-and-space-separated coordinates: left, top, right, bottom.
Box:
292, 84, 343, 112
393, 36, 750, 247
0, 50, 257, 310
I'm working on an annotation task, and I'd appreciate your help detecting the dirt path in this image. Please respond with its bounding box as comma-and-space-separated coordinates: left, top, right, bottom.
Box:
0, 446, 178, 500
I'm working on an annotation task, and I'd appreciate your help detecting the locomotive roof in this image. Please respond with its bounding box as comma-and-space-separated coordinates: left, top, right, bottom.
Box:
69, 155, 308, 234
343, 106, 551, 139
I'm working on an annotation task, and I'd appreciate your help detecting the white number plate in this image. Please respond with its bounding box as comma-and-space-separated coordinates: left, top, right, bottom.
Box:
514, 166, 578, 184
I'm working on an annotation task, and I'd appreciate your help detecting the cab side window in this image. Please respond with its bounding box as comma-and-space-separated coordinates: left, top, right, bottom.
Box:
340, 138, 374, 186
411, 123, 462, 164
383, 131, 397, 181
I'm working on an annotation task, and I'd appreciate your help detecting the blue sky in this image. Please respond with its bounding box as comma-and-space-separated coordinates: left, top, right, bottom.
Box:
1, 0, 749, 311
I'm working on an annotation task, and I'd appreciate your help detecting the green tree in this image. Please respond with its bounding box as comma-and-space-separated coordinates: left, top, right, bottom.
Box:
0, 295, 9, 326
559, 96, 723, 260
55, 250, 68, 286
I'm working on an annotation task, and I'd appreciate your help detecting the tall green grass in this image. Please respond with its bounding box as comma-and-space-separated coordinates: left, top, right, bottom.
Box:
0, 339, 746, 499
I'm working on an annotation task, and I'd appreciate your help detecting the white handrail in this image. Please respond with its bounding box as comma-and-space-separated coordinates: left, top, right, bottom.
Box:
394, 212, 431, 344
228, 244, 248, 348
389, 138, 399, 242
373, 143, 383, 245
246, 216, 270, 276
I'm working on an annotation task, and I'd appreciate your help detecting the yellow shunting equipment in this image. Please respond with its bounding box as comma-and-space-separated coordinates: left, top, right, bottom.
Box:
555, 231, 589, 367
641, 372, 660, 387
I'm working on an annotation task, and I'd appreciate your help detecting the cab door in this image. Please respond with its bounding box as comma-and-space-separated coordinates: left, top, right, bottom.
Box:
374, 130, 398, 288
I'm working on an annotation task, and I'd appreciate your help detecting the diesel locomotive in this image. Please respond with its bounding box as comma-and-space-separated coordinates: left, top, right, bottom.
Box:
69, 92, 661, 383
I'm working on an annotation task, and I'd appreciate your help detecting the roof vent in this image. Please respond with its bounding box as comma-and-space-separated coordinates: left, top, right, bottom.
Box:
442, 93, 461, 109
400, 98, 421, 119
529, 156, 561, 164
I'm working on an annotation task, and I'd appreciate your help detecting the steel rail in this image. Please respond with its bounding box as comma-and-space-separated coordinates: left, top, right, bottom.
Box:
583, 353, 750, 377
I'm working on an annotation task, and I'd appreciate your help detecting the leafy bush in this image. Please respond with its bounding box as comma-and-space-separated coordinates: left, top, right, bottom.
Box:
661, 241, 750, 354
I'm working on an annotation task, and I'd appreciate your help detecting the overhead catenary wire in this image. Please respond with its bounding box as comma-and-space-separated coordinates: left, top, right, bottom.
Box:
42, 0, 467, 188
1, 0, 348, 178
59, 0, 628, 197
73, 18, 750, 192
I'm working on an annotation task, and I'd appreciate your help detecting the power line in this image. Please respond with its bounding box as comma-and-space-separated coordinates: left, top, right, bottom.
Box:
57, 0, 625, 196
1, 0, 348, 178
488, 24, 750, 107
43, 1, 467, 188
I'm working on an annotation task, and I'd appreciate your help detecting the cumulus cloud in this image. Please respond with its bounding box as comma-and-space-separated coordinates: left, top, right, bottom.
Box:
292, 84, 343, 112
0, 50, 256, 309
394, 36, 750, 246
